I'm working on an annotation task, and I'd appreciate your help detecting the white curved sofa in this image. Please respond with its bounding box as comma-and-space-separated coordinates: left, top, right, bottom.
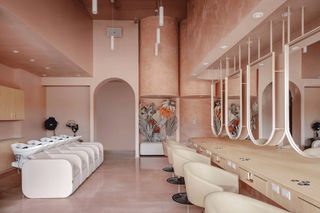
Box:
19, 138, 104, 199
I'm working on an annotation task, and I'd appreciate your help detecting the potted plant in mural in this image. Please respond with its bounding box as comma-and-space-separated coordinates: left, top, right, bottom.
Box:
139, 99, 177, 142
228, 103, 240, 137
213, 99, 222, 133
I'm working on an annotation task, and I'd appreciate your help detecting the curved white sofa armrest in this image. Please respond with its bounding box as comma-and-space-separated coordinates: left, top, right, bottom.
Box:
22, 159, 74, 198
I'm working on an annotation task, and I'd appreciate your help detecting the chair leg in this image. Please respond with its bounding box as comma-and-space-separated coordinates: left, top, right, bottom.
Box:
167, 176, 185, 185
162, 166, 174, 173
172, 192, 192, 205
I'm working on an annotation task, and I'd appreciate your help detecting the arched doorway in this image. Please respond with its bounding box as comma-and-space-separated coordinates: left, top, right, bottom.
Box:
94, 79, 135, 154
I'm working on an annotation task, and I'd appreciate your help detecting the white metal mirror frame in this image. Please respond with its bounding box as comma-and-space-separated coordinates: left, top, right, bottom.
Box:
284, 26, 320, 158
211, 66, 224, 136
225, 69, 243, 139
246, 52, 277, 145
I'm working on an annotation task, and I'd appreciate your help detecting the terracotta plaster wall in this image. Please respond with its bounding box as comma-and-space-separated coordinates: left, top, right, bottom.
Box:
180, 20, 211, 97
0, 0, 93, 74
0, 63, 46, 141
184, 0, 261, 76
140, 16, 179, 97
180, 98, 212, 143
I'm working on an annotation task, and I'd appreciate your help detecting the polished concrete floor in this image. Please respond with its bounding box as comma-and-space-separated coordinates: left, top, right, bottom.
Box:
0, 154, 202, 213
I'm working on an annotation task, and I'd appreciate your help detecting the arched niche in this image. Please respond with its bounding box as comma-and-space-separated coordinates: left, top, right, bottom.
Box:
284, 26, 320, 157
94, 78, 135, 153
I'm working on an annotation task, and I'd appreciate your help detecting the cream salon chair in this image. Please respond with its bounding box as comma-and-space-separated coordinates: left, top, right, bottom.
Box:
171, 148, 211, 204
184, 162, 239, 208
162, 140, 178, 173
167, 143, 196, 185
204, 192, 289, 213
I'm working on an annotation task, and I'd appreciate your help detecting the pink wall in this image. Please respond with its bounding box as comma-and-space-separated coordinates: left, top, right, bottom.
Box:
0, 0, 93, 74
95, 81, 135, 151
46, 86, 90, 141
0, 63, 46, 141
180, 98, 212, 143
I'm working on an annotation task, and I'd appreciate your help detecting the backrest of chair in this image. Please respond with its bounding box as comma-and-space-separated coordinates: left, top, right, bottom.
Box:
205, 192, 289, 213
172, 149, 210, 177
184, 162, 238, 193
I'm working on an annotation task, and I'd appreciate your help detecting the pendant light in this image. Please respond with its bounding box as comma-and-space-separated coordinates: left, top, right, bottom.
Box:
110, 0, 115, 51
92, 0, 98, 14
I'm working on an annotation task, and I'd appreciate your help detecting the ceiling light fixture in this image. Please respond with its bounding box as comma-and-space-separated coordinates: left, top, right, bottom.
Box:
110, 0, 115, 51
29, 59, 35, 62
203, 62, 209, 66
12, 50, 19, 54
92, 0, 98, 14
220, 45, 228, 49
45, 66, 51, 70
42, 74, 47, 77
156, 27, 161, 44
252, 12, 264, 19
159, 6, 164, 27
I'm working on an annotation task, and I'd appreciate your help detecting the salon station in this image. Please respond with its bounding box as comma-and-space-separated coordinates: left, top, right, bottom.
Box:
0, 0, 320, 213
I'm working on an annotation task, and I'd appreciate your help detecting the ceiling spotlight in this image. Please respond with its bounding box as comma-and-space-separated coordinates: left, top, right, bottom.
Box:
12, 50, 19, 54
42, 74, 47, 77
45, 66, 51, 70
29, 58, 35, 62
220, 45, 228, 49
252, 12, 264, 19
203, 62, 209, 66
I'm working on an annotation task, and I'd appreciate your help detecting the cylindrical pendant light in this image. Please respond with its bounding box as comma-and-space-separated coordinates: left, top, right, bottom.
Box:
110, 35, 115, 51
92, 0, 98, 14
159, 6, 164, 27
140, 16, 178, 97
156, 27, 161, 44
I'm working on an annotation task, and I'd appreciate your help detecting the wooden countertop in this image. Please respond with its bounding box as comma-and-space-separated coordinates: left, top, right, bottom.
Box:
190, 137, 320, 208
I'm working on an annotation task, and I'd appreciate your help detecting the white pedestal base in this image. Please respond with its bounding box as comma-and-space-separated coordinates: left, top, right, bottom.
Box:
140, 142, 164, 156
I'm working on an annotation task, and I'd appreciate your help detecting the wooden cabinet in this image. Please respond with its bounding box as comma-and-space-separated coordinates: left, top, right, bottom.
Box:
0, 86, 25, 120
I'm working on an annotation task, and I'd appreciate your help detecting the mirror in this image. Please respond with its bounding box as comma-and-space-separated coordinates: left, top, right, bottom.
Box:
247, 52, 276, 145
211, 78, 224, 136
225, 70, 242, 139
285, 27, 320, 157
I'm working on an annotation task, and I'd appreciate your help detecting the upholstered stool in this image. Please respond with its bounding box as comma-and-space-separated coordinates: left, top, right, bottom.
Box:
171, 148, 210, 205
204, 192, 289, 213
184, 162, 238, 208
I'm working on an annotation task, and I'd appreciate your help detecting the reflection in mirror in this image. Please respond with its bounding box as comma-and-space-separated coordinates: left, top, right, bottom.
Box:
247, 52, 275, 145
225, 71, 242, 139
285, 27, 320, 157
211, 79, 224, 136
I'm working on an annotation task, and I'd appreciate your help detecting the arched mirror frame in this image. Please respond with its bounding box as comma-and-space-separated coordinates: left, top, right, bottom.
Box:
284, 26, 320, 158
211, 67, 224, 136
225, 69, 243, 139
246, 52, 277, 145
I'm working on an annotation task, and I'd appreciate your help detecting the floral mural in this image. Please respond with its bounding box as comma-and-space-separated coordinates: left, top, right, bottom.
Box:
250, 97, 259, 137
213, 99, 222, 134
139, 99, 178, 142
228, 102, 240, 137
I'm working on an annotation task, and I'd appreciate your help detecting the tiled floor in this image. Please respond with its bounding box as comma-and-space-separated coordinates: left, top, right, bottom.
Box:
0, 154, 202, 213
